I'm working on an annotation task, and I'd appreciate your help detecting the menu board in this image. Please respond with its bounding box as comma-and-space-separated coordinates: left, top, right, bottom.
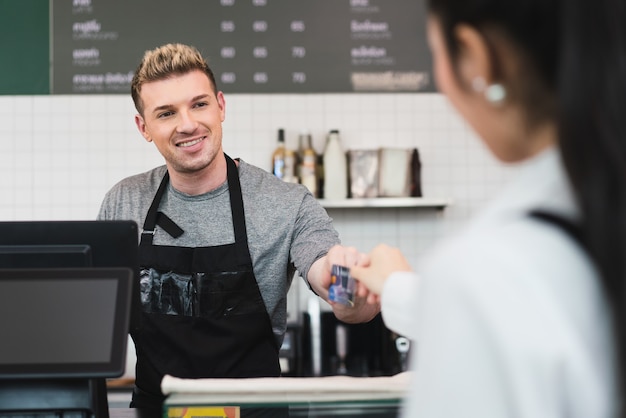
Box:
51, 0, 433, 94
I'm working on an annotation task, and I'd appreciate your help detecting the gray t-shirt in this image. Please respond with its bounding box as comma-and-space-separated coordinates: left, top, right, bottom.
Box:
98, 158, 340, 345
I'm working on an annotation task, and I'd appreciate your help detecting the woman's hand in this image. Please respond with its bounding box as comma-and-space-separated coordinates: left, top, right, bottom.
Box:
350, 243, 413, 296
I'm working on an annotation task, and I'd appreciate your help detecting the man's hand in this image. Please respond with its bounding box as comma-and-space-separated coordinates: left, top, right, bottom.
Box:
307, 245, 380, 324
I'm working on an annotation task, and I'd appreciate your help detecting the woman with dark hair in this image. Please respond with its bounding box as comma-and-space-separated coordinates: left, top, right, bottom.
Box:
351, 0, 626, 416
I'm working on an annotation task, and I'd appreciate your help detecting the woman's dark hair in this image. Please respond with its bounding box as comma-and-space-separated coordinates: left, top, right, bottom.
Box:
428, 0, 626, 410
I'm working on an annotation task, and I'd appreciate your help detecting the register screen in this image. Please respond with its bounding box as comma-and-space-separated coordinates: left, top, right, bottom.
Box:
0, 279, 117, 364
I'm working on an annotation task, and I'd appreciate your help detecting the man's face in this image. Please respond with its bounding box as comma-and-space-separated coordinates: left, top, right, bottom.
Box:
135, 70, 226, 175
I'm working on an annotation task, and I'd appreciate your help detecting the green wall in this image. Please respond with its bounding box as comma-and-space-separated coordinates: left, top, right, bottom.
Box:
0, 0, 49, 95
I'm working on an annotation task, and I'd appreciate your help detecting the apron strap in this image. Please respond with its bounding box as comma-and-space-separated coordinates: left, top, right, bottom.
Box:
529, 210, 585, 248
141, 170, 170, 246
155, 212, 184, 238
225, 155, 253, 267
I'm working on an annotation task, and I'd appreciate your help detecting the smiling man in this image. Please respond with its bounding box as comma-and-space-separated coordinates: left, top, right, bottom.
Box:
97, 43, 379, 412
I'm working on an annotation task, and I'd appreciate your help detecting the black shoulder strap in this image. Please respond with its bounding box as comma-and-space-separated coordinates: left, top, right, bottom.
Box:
528, 210, 585, 250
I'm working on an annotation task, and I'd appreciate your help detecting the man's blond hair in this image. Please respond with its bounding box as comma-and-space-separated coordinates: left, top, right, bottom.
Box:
131, 43, 217, 115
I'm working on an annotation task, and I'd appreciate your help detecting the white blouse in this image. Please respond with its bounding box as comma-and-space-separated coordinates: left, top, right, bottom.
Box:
382, 148, 617, 418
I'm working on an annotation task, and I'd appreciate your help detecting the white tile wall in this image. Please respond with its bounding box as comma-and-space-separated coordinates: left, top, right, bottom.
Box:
0, 92, 517, 265
0, 92, 519, 378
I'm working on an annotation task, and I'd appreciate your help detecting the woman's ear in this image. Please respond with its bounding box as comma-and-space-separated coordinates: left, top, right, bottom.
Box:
453, 24, 494, 91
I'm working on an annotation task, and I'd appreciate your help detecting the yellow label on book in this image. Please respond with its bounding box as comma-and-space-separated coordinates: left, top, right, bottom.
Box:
167, 406, 240, 418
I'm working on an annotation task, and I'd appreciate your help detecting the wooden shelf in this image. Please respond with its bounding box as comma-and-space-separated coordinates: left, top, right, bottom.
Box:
317, 197, 450, 209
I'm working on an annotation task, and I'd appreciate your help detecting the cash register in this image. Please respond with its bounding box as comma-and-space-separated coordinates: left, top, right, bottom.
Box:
0, 220, 138, 418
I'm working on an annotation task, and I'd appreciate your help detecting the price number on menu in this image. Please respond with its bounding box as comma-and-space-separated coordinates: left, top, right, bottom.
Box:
221, 47, 236, 58
292, 72, 306, 84
221, 20, 235, 32
292, 46, 306, 58
253, 20, 268, 32
253, 47, 268, 58
290, 20, 305, 32
221, 72, 236, 84
253, 72, 268, 84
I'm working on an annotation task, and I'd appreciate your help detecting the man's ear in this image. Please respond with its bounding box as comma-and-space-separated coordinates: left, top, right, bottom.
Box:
216, 90, 226, 123
454, 24, 494, 90
135, 114, 152, 142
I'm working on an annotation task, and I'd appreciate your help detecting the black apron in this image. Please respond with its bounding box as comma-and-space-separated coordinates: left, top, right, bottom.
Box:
130, 155, 281, 411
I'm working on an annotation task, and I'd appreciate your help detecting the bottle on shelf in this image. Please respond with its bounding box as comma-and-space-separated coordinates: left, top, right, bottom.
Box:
317, 153, 325, 199
322, 129, 348, 200
297, 130, 318, 197
283, 148, 299, 184
410, 147, 423, 197
271, 128, 287, 180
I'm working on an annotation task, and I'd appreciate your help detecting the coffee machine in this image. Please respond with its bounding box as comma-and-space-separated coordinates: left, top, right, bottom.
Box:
289, 311, 410, 377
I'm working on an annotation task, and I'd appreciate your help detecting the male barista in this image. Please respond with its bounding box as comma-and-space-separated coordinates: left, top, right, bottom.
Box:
98, 43, 380, 410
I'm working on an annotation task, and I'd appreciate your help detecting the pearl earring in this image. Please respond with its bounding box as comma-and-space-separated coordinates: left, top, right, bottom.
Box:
471, 76, 507, 105
485, 83, 506, 105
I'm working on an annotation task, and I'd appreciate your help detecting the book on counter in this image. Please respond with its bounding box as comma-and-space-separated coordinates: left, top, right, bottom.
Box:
166, 406, 240, 418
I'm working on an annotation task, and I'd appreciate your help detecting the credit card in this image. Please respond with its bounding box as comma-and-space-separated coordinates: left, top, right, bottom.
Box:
328, 264, 355, 306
